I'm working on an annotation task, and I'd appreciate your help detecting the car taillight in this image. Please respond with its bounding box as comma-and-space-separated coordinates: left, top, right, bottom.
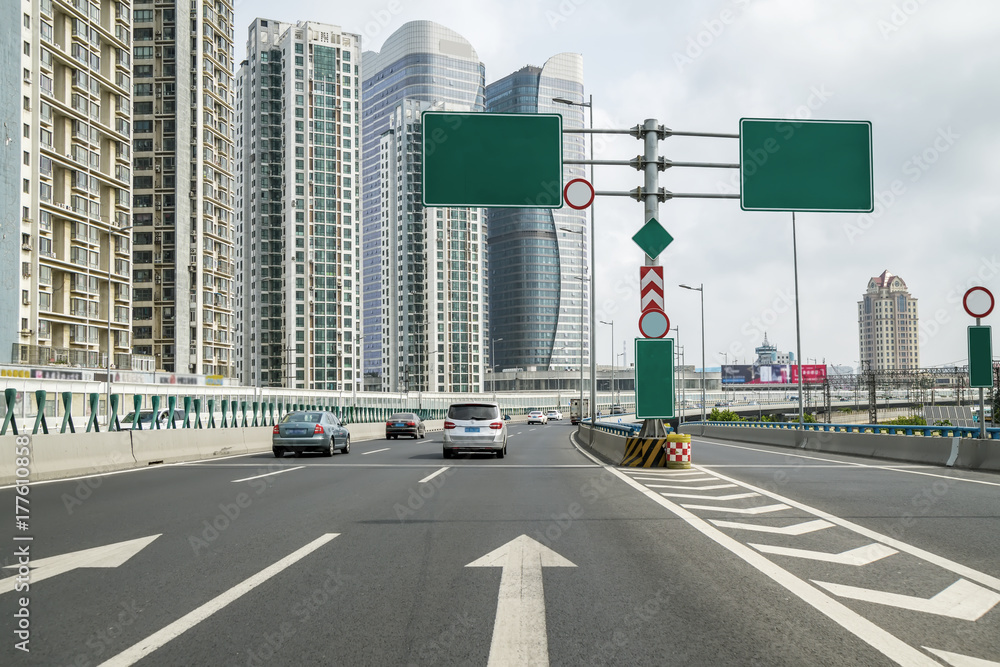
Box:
406, 421, 416, 427
490, 421, 503, 430
272, 425, 280, 434
314, 424, 324, 434
444, 420, 456, 429
386, 421, 393, 426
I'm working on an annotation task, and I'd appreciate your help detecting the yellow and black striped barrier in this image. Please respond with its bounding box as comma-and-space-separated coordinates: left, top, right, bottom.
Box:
621, 438, 667, 467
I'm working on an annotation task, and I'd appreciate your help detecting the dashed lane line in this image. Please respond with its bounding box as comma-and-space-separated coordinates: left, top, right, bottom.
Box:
231, 466, 304, 483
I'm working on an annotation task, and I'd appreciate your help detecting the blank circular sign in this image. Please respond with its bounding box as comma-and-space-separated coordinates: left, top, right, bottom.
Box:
963, 286, 994, 318
563, 178, 595, 210
639, 309, 670, 339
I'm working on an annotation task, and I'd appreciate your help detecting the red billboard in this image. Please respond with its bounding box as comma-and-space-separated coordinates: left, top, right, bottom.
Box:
721, 364, 827, 384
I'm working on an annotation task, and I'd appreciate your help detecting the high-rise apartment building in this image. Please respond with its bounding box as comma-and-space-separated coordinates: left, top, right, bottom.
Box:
235, 20, 362, 390
128, 0, 236, 376
361, 21, 487, 393
12, 0, 134, 370
858, 270, 920, 371
485, 55, 588, 373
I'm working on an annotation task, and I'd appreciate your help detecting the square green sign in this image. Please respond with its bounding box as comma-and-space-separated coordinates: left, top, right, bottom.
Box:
635, 337, 674, 419
968, 325, 993, 388
631, 218, 674, 260
422, 111, 563, 208
740, 118, 873, 213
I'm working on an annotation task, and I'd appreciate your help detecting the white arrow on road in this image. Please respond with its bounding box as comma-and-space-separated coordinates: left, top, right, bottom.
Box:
750, 542, 898, 566
1, 535, 160, 594
467, 535, 576, 667
814, 578, 1000, 621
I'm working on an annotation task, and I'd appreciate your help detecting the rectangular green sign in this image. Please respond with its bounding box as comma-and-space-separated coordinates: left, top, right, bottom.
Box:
740, 118, 873, 213
422, 111, 563, 208
635, 338, 674, 419
968, 325, 993, 388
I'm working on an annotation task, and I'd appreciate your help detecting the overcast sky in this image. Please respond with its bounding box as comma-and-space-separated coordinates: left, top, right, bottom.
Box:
234, 0, 1000, 371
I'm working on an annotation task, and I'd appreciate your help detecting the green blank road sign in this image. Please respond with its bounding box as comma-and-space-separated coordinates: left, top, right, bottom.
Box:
740, 118, 873, 213
635, 338, 674, 419
422, 112, 563, 208
968, 325, 993, 388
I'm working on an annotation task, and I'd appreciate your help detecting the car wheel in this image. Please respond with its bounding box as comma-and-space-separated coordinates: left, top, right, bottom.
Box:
323, 439, 333, 457
342, 436, 351, 454
273, 448, 283, 458
496, 447, 504, 459
443, 449, 452, 459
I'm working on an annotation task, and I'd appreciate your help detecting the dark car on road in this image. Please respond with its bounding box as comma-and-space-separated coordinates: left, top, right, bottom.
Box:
272, 411, 350, 457
386, 412, 426, 439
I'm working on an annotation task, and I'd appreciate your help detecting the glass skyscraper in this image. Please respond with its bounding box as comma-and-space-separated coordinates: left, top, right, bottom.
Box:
485, 54, 589, 373
361, 21, 487, 393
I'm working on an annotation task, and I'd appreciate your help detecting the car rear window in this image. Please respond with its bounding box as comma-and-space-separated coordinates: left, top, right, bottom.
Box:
389, 413, 416, 421
281, 412, 323, 423
448, 404, 499, 421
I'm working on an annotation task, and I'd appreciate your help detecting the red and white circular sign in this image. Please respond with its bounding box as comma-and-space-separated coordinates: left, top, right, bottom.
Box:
963, 286, 994, 318
563, 178, 595, 210
638, 308, 670, 339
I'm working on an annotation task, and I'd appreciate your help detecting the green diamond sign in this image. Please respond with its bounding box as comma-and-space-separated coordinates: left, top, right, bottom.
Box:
632, 218, 674, 260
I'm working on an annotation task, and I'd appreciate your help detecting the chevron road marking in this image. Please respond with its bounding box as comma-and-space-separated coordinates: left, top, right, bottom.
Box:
924, 648, 1000, 666
680, 503, 790, 514
627, 475, 716, 483
645, 483, 738, 491
813, 578, 1000, 622
710, 519, 835, 535
749, 543, 898, 566
625, 470, 705, 478
659, 492, 760, 501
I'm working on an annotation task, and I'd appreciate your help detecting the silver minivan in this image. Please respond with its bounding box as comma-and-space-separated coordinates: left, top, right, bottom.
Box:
442, 402, 507, 459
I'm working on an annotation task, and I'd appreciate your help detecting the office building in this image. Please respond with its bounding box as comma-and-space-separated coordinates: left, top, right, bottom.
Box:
12, 0, 134, 370
484, 54, 589, 372
858, 270, 920, 371
235, 20, 362, 389
754, 333, 794, 365
128, 0, 236, 376
361, 21, 487, 393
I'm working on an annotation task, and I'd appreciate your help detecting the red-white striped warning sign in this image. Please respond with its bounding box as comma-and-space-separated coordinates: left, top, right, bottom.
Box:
640, 266, 664, 312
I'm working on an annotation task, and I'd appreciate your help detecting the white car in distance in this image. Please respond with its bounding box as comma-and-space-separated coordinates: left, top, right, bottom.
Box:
527, 411, 548, 425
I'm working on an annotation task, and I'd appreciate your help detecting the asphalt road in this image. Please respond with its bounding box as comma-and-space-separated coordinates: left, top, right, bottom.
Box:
1, 423, 998, 665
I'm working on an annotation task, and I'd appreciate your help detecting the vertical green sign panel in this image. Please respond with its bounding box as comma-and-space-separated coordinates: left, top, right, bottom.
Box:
422, 111, 563, 208
968, 325, 993, 388
740, 118, 873, 212
635, 338, 674, 419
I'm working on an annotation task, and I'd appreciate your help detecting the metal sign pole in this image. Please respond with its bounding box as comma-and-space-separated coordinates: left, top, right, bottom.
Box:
978, 316, 987, 439
792, 212, 804, 428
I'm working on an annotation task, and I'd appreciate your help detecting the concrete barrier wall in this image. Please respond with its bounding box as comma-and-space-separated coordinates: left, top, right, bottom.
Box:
131, 427, 249, 465
684, 424, 1000, 472
574, 425, 628, 465
1, 432, 137, 484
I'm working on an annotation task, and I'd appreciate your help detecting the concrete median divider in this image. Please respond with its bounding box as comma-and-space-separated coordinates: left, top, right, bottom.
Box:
574, 425, 629, 465
131, 428, 248, 465
1, 432, 136, 484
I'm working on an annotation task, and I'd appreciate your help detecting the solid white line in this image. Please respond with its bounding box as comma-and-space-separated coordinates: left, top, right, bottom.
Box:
98, 533, 339, 667
418, 467, 450, 484
361, 448, 390, 455
607, 468, 940, 667
925, 647, 1000, 666
696, 465, 1000, 592
693, 437, 1000, 488
231, 466, 304, 483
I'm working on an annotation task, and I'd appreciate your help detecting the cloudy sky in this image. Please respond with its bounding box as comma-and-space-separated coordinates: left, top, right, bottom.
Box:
234, 0, 1000, 371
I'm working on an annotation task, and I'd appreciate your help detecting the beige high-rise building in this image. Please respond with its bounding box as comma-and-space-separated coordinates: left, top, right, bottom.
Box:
13, 0, 134, 371
858, 270, 920, 371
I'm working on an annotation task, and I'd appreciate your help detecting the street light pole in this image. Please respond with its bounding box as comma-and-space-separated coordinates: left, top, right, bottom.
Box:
107, 224, 134, 428
679, 283, 705, 422
600, 320, 613, 415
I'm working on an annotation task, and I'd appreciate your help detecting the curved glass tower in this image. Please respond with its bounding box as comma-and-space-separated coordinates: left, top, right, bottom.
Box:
361, 22, 487, 392
485, 54, 589, 372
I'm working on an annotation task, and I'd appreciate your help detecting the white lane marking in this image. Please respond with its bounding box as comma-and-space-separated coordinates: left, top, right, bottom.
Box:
361, 448, 390, 456
813, 578, 1000, 622
628, 475, 716, 483
750, 543, 898, 566
659, 492, 760, 501
702, 464, 934, 469
625, 470, 705, 477
607, 468, 940, 667
711, 519, 834, 535
0, 535, 160, 594
694, 437, 1000, 488
467, 535, 576, 667
231, 466, 304, 483
98, 533, 339, 667
925, 648, 1000, 666
680, 503, 790, 515
696, 465, 1000, 593
947, 437, 961, 467
645, 483, 737, 491
418, 467, 450, 484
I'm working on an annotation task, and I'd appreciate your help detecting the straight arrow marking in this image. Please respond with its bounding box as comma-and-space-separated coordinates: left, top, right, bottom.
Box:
924, 647, 1000, 666
659, 492, 759, 501
681, 503, 791, 515
0, 535, 161, 595
467, 535, 576, 667
750, 543, 898, 566
710, 519, 835, 535
813, 578, 1000, 621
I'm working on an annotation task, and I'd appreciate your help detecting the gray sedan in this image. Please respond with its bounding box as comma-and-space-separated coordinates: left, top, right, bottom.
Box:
272, 411, 351, 457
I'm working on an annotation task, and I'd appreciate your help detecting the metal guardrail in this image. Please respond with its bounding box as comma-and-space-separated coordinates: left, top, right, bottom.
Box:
693, 420, 1000, 440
